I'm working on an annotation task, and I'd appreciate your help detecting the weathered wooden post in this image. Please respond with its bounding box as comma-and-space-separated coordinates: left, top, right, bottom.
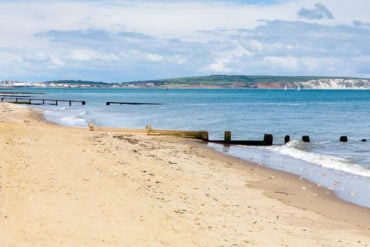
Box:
340, 136, 348, 142
263, 134, 273, 145
284, 135, 290, 144
201, 131, 209, 142
224, 131, 231, 142
146, 125, 152, 134
302, 135, 310, 142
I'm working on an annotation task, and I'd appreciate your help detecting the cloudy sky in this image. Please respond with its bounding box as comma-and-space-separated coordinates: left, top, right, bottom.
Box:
1, 0, 369, 82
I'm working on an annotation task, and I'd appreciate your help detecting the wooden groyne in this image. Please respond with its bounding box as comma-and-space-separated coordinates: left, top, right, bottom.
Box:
87, 124, 368, 145
2, 96, 161, 107
298, 135, 367, 143
106, 101, 162, 106
0, 92, 44, 95
146, 125, 209, 141
145, 127, 273, 146
1, 97, 86, 106
0, 94, 31, 98
208, 132, 273, 146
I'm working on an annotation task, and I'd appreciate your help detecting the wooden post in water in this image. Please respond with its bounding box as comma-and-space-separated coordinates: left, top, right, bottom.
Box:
146, 125, 152, 134
224, 131, 231, 142
263, 134, 273, 145
284, 135, 290, 144
340, 136, 348, 142
302, 136, 310, 142
201, 131, 209, 142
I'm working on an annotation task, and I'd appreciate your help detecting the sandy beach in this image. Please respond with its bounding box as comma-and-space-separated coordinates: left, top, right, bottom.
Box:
1, 102, 370, 246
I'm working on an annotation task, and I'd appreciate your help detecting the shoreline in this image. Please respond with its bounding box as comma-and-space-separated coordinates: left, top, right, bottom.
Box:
1, 102, 370, 246
208, 142, 370, 209
198, 141, 370, 222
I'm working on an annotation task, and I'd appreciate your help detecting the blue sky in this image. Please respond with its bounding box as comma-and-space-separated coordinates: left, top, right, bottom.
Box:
1, 0, 370, 82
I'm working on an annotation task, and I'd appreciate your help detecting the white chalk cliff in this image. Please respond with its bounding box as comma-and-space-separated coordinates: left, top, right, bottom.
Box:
296, 79, 370, 89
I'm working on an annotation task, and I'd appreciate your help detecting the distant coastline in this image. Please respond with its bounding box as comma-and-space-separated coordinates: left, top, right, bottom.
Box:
1, 75, 370, 89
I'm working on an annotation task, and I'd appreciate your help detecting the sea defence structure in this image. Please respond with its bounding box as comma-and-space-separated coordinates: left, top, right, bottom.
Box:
146, 125, 209, 141
208, 132, 273, 146
145, 127, 273, 146
1, 96, 85, 106
143, 128, 367, 145
106, 101, 162, 106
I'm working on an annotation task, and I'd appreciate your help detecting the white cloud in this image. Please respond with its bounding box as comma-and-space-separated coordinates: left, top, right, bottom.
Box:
168, 55, 187, 65
66, 50, 98, 62
50, 57, 64, 67
264, 56, 299, 70
206, 42, 253, 73
24, 52, 50, 63
208, 58, 233, 73
145, 53, 164, 62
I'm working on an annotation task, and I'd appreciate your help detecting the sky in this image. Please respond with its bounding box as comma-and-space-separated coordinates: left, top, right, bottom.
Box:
1, 0, 370, 82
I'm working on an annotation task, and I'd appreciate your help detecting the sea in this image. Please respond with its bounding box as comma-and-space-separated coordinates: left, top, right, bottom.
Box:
5, 87, 370, 208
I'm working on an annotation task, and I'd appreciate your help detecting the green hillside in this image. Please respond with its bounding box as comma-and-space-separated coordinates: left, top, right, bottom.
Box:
159, 75, 329, 84
131, 75, 360, 87
39, 75, 367, 88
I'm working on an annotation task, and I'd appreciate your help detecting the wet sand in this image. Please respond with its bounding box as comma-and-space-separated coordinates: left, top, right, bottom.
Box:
1, 102, 370, 246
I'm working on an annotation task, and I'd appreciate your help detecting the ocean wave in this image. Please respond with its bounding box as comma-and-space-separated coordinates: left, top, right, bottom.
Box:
269, 140, 370, 178
60, 116, 87, 127
79, 110, 89, 116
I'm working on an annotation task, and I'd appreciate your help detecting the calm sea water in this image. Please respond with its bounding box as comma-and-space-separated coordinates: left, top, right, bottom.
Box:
8, 88, 370, 208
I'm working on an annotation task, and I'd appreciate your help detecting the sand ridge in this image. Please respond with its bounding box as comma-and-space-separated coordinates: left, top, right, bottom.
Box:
0, 102, 370, 246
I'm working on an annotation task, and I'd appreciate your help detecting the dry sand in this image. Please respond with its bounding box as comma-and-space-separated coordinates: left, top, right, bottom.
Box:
0, 102, 370, 246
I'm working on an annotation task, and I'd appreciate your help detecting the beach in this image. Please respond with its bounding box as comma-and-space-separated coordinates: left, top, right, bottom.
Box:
1, 102, 370, 246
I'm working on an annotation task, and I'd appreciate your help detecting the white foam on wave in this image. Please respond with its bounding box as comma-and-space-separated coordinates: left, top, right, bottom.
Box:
60, 116, 87, 127
269, 140, 370, 178
79, 110, 89, 116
